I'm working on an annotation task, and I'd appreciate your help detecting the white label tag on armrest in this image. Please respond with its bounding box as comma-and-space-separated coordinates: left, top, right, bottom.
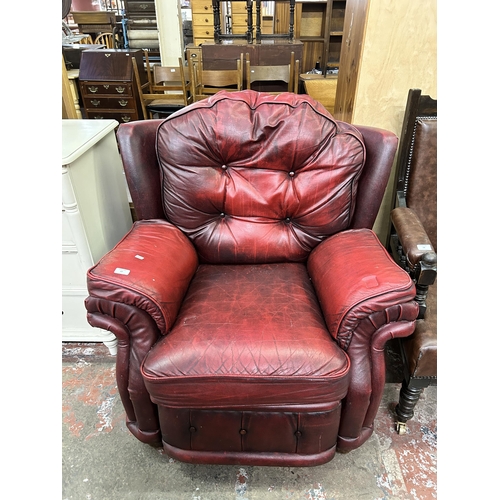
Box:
114, 268, 130, 275
417, 244, 433, 251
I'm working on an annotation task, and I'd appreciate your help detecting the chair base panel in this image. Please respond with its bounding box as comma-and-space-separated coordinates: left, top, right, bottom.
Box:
156, 404, 342, 466
163, 441, 337, 467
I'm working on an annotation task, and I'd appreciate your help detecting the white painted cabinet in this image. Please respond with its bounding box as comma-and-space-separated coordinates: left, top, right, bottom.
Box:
62, 119, 133, 354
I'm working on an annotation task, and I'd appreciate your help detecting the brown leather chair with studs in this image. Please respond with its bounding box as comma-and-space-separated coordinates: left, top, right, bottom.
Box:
388, 88, 437, 434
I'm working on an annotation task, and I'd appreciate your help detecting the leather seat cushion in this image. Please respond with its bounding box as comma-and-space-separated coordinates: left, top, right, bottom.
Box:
142, 263, 350, 408
402, 280, 437, 377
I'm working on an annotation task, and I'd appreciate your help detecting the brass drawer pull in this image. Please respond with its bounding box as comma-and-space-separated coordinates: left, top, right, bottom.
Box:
89, 86, 98, 93
115, 86, 126, 94
90, 100, 101, 106
121, 116, 131, 122
140, 4, 148, 9
103, 84, 110, 89
118, 100, 128, 107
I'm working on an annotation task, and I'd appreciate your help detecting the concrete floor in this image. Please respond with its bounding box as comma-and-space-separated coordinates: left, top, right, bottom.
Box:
62, 342, 437, 500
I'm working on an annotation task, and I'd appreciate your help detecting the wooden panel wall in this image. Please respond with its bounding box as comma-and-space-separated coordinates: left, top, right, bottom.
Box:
352, 0, 437, 243
333, 0, 369, 123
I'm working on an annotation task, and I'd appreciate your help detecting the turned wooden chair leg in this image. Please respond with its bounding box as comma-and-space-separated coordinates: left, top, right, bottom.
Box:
395, 378, 429, 434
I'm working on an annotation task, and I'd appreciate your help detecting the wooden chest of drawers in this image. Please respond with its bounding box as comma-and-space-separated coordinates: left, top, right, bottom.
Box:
191, 0, 215, 46
230, 1, 257, 37
79, 49, 148, 123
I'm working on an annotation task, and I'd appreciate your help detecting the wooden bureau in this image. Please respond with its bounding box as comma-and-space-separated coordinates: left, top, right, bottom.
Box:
79, 49, 148, 123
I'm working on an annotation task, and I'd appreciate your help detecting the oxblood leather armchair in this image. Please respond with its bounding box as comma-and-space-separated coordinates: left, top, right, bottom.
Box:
85, 91, 419, 466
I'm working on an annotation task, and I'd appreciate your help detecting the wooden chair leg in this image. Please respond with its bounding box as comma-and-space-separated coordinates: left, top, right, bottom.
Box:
395, 378, 430, 434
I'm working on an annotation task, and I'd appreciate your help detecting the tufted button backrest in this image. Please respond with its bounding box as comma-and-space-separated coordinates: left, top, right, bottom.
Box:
156, 90, 366, 264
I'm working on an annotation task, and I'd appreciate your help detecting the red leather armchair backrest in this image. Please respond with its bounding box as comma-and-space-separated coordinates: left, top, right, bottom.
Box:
118, 90, 397, 263
156, 90, 366, 264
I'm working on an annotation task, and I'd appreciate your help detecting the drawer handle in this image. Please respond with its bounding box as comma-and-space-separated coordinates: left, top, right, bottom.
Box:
118, 99, 128, 107
205, 18, 209, 23
103, 84, 110, 89
89, 86, 98, 93
105, 53, 111, 58
94, 115, 104, 119
115, 86, 126, 94
90, 99, 101, 106
204, 5, 208, 10
121, 116, 131, 122
140, 4, 148, 9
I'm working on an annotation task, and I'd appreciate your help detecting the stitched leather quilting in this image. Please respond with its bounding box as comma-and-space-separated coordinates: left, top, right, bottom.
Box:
142, 263, 350, 407
156, 90, 365, 264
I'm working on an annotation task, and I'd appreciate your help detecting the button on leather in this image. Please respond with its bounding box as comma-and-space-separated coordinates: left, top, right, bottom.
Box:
285, 217, 291, 223
239, 429, 247, 435
289, 171, 295, 177
221, 165, 227, 170
295, 431, 302, 437
189, 426, 196, 433
220, 212, 225, 218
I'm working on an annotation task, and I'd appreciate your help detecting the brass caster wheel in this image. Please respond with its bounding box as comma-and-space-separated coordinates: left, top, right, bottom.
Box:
396, 421, 407, 435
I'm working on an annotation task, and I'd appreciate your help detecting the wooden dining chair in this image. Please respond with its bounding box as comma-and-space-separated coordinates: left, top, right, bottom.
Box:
188, 53, 244, 102
245, 51, 299, 94
132, 57, 191, 119
94, 32, 116, 49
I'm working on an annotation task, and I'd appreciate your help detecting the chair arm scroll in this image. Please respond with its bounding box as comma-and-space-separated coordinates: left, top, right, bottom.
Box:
84, 219, 198, 446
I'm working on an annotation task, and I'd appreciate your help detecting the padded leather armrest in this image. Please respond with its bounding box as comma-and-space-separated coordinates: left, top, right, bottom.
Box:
307, 229, 418, 452
391, 206, 437, 270
87, 219, 199, 334
307, 228, 417, 348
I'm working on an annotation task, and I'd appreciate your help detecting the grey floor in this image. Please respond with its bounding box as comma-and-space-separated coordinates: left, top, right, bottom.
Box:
62, 342, 437, 500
